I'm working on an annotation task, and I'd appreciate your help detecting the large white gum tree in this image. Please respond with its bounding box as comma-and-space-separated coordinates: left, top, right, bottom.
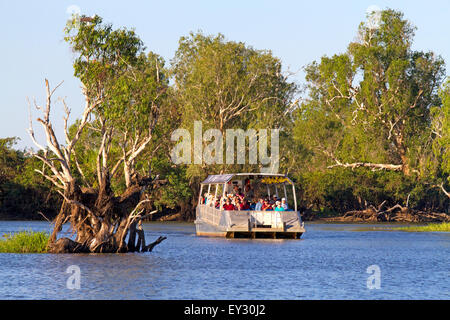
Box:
27, 16, 168, 253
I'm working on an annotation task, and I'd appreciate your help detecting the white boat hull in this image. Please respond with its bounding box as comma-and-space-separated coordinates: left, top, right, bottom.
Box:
195, 205, 305, 239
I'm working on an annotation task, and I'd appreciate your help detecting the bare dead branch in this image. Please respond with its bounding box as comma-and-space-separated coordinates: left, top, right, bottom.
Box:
435, 183, 450, 199
56, 190, 94, 216
327, 161, 403, 171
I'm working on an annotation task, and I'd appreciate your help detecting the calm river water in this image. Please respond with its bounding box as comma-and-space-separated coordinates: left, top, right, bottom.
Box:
0, 221, 448, 299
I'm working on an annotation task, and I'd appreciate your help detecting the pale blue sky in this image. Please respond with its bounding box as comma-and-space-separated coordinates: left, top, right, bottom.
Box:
1, 0, 449, 149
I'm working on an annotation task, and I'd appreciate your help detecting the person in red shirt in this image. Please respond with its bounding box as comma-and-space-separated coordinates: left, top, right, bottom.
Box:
241, 199, 251, 210
261, 199, 273, 211
223, 199, 235, 211
236, 198, 243, 210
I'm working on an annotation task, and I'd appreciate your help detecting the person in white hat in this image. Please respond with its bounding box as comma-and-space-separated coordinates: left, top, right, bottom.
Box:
281, 198, 288, 210
274, 200, 285, 211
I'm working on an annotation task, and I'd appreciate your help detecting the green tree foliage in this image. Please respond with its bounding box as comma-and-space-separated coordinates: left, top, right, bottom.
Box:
0, 138, 22, 185
0, 138, 59, 219
437, 81, 450, 180
172, 32, 298, 178
65, 16, 169, 188
293, 9, 448, 212
173, 32, 297, 131
64, 16, 191, 212
427, 79, 450, 198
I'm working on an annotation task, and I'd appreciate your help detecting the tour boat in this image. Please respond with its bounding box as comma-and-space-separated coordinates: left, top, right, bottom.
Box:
195, 173, 305, 239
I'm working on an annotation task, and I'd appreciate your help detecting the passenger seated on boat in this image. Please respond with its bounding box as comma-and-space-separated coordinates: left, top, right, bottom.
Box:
204, 193, 212, 205
262, 199, 273, 211
281, 198, 288, 210
206, 194, 217, 207
206, 194, 213, 206
235, 197, 247, 210
244, 179, 253, 197
236, 198, 243, 210
254, 198, 264, 211
223, 199, 235, 211
270, 195, 278, 205
219, 197, 227, 210
274, 201, 285, 211
240, 199, 251, 210
249, 198, 257, 210
222, 194, 229, 201
237, 188, 244, 200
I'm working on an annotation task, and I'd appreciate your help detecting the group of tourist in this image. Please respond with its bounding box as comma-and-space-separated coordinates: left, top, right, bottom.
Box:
202, 186, 289, 212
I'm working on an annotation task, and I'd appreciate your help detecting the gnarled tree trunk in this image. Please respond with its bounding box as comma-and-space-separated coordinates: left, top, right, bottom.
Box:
48, 178, 167, 253
28, 80, 167, 254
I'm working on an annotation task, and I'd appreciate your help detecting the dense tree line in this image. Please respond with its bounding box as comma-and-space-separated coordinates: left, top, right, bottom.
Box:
292, 10, 449, 219
0, 9, 448, 225
0, 138, 60, 219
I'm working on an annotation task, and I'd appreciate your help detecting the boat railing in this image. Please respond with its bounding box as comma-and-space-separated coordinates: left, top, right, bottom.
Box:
249, 211, 283, 229
198, 204, 285, 229
198, 204, 221, 226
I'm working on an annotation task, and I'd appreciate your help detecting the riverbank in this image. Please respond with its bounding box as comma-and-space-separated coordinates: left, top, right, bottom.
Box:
303, 207, 449, 223
2, 208, 449, 224
393, 222, 450, 232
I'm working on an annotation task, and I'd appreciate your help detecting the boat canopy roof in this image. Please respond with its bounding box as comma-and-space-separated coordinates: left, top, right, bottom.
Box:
200, 173, 293, 185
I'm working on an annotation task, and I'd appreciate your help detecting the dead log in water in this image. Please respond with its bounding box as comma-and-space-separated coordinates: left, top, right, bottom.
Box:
322, 203, 449, 223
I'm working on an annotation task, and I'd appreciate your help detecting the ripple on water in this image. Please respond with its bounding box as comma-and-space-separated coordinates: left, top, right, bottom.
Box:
0, 221, 449, 299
